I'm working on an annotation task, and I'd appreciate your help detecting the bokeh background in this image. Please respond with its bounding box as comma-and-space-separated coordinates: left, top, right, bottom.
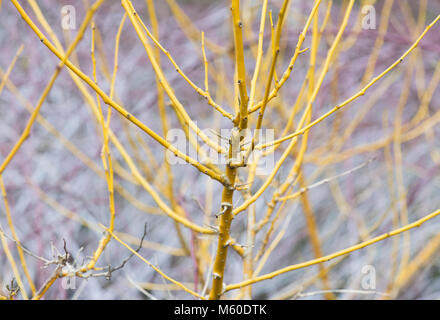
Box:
1, 0, 440, 299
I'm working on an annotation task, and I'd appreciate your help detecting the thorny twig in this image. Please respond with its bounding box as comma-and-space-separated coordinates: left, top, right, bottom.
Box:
16, 224, 148, 298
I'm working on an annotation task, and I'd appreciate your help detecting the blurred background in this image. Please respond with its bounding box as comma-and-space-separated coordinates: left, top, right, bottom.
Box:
1, 0, 440, 299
